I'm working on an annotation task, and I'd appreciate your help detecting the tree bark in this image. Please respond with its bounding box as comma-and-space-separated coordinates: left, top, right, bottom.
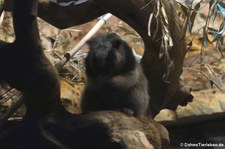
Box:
0, 111, 169, 149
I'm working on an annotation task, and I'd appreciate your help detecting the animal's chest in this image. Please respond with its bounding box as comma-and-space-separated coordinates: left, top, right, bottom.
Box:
94, 86, 127, 102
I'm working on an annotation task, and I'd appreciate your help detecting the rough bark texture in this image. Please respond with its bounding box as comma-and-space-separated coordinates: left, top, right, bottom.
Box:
0, 111, 169, 149
42, 111, 169, 149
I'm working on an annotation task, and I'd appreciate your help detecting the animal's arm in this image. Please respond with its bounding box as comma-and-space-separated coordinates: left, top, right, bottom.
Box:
110, 66, 141, 90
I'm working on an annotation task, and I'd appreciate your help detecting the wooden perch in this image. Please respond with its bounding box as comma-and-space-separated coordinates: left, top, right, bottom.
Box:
0, 111, 169, 149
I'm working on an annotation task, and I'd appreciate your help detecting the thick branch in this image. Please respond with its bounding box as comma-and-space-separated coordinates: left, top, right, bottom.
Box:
0, 111, 169, 149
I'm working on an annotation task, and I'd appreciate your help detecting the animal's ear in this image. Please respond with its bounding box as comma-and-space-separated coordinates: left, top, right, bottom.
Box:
107, 33, 121, 46
87, 37, 102, 51
111, 39, 123, 49
107, 33, 123, 49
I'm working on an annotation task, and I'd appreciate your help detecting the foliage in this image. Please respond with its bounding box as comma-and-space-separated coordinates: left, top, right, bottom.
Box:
174, 0, 225, 55
174, 0, 225, 91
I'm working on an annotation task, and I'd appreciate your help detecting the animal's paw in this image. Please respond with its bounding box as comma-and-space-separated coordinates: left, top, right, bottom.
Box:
119, 108, 134, 116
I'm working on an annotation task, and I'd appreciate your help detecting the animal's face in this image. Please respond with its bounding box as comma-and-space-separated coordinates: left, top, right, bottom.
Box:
86, 33, 135, 77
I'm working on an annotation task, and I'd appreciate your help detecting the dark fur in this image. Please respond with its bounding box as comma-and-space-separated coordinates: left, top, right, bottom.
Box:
81, 33, 149, 117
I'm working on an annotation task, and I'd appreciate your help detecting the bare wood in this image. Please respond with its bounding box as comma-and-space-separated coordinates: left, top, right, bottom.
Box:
43, 111, 169, 149
0, 111, 169, 149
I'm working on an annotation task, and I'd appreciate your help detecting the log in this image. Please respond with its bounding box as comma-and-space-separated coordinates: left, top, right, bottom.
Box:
0, 111, 169, 149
